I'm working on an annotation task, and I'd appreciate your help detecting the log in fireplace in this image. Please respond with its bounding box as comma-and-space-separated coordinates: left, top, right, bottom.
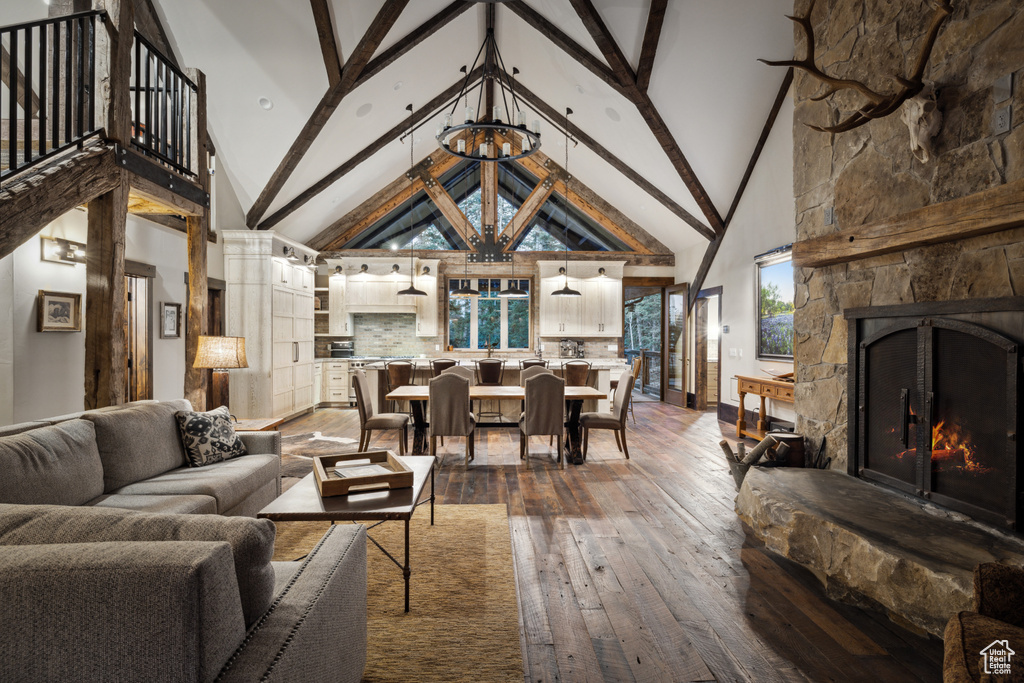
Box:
847, 297, 1024, 531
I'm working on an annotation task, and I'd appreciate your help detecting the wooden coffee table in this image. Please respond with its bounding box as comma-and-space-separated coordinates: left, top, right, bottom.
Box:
258, 454, 435, 612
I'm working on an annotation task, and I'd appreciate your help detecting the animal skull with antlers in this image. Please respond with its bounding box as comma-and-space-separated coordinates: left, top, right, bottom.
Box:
760, 0, 952, 135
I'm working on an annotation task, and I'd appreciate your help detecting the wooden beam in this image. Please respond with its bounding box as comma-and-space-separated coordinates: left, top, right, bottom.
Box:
636, 0, 666, 92
184, 68, 210, 410
481, 149, 498, 229
508, 75, 714, 240
0, 142, 119, 260
564, 0, 725, 232
504, 172, 557, 243
416, 168, 475, 247
504, 2, 627, 97
84, 178, 129, 409
128, 173, 205, 216
94, 0, 135, 145
724, 68, 792, 228
309, 0, 343, 87
132, 0, 180, 68
688, 234, 723, 310
316, 178, 425, 251
792, 179, 1024, 268
258, 67, 482, 230
245, 0, 410, 228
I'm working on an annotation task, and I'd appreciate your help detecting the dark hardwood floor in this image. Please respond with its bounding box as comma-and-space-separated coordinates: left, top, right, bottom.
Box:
281, 402, 943, 683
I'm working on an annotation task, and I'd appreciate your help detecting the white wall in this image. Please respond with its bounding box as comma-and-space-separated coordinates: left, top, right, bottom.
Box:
0, 213, 224, 424
676, 92, 796, 423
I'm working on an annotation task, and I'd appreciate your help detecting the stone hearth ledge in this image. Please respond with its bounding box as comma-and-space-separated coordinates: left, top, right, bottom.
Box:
735, 467, 1024, 637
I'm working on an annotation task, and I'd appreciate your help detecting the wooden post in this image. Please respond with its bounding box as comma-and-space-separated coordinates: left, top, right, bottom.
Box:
184, 68, 210, 409
92, 0, 134, 144
84, 179, 129, 409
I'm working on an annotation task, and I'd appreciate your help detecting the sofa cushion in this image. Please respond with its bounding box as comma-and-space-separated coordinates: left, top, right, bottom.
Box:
0, 503, 276, 627
84, 399, 192, 492
112, 454, 280, 515
0, 421, 50, 437
86, 493, 218, 515
175, 406, 248, 467
0, 420, 104, 506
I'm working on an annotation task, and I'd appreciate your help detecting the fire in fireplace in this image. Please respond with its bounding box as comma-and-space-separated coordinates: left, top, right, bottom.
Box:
847, 298, 1024, 531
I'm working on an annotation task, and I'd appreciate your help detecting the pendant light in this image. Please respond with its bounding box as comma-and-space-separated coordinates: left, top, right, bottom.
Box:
398, 102, 427, 297
451, 241, 480, 298
499, 163, 528, 298
551, 107, 580, 298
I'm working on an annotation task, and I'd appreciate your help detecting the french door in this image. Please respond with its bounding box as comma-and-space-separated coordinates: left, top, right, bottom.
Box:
663, 283, 688, 406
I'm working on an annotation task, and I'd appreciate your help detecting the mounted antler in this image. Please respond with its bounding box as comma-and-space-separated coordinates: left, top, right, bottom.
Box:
760, 0, 952, 133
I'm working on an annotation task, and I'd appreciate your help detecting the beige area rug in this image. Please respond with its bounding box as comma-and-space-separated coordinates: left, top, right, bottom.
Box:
272, 504, 523, 683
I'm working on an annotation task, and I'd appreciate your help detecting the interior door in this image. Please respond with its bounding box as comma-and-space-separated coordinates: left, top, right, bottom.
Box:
123, 272, 152, 401
663, 283, 688, 406
694, 297, 708, 411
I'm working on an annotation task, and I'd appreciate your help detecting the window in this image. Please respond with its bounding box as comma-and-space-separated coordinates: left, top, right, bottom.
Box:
756, 246, 794, 360
447, 278, 531, 350
343, 190, 468, 250
514, 192, 630, 252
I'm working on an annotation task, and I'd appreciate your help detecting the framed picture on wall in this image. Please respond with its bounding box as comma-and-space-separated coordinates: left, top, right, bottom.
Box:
160, 302, 182, 339
755, 245, 795, 360
37, 290, 82, 332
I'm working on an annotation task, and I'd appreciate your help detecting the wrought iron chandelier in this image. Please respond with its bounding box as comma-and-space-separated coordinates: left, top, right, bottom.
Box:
436, 29, 540, 163
397, 103, 427, 297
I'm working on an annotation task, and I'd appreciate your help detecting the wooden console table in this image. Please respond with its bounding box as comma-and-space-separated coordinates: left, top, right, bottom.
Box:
735, 375, 794, 439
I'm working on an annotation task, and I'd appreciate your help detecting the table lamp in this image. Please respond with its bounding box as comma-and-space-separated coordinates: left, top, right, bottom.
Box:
194, 335, 248, 412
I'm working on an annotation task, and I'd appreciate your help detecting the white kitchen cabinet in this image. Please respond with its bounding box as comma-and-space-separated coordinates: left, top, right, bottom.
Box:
223, 231, 318, 420
313, 361, 323, 407
321, 360, 350, 405
537, 260, 624, 338
328, 272, 353, 335
325, 257, 440, 337
415, 259, 440, 337
580, 275, 622, 336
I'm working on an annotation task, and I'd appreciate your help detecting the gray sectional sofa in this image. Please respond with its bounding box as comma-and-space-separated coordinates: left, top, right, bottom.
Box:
0, 400, 368, 683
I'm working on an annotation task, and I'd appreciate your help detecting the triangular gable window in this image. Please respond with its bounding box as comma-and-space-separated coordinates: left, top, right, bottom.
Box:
343, 189, 468, 250
513, 192, 630, 252
439, 160, 531, 233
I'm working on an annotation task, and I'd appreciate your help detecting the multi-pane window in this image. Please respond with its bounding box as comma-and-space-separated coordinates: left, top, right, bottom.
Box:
448, 278, 531, 350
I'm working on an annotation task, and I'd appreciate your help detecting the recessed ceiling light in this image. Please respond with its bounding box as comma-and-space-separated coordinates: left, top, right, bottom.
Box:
393, 81, 403, 91
258, 97, 273, 110
605, 107, 620, 122
356, 103, 373, 118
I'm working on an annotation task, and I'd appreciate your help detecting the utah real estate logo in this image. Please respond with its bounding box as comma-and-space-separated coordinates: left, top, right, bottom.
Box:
980, 639, 1015, 676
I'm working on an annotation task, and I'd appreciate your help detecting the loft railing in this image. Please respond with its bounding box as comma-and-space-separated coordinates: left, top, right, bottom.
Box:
1, 10, 103, 179
130, 31, 196, 178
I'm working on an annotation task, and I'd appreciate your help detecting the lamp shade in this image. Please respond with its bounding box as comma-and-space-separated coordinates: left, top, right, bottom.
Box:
194, 336, 248, 369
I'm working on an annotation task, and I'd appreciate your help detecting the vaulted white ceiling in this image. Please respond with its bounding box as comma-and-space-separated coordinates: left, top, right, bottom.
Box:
3, 0, 796, 256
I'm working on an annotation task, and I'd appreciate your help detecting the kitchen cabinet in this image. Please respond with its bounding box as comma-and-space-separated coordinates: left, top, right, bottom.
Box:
313, 360, 323, 407
321, 360, 350, 405
223, 231, 317, 420
328, 272, 353, 335
415, 260, 439, 337
324, 257, 440, 337
537, 261, 623, 337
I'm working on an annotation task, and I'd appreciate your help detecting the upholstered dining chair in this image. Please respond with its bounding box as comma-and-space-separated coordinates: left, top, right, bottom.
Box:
520, 365, 556, 445
609, 356, 643, 424
352, 369, 409, 455
442, 365, 475, 384
563, 360, 592, 387
384, 360, 416, 416
519, 373, 565, 467
581, 370, 633, 461
428, 372, 475, 467
430, 358, 458, 377
475, 358, 506, 422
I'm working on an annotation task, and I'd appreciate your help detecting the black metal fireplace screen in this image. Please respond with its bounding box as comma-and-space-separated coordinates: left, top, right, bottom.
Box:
847, 298, 1024, 530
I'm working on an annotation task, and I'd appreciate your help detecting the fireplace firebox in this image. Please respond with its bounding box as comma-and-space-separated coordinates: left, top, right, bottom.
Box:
847, 298, 1024, 530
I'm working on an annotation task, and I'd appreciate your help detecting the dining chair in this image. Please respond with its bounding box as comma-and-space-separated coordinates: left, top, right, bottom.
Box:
562, 360, 592, 387
385, 360, 416, 416
475, 358, 506, 422
519, 358, 549, 371
520, 365, 556, 445
519, 373, 565, 467
430, 358, 458, 377
428, 372, 475, 467
610, 356, 643, 424
442, 365, 475, 384
581, 369, 633, 461
352, 369, 409, 455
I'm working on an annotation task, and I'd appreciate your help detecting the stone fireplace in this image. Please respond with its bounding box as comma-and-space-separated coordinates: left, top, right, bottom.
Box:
847, 298, 1024, 530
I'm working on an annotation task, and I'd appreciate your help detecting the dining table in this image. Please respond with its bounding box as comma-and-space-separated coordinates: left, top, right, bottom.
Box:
385, 384, 607, 464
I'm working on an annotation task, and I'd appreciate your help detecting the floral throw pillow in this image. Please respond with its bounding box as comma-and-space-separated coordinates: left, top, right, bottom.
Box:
175, 406, 247, 467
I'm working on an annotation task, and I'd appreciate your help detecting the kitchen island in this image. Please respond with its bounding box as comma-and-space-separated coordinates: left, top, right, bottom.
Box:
360, 358, 630, 418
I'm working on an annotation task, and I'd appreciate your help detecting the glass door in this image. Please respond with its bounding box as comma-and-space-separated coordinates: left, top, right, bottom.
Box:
663, 283, 688, 406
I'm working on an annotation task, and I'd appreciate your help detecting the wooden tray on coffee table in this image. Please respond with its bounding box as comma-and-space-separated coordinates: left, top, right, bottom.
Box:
312, 451, 414, 497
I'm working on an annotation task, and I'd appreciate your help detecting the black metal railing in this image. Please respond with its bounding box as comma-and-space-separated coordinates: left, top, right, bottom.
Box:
130, 31, 196, 177
1, 10, 103, 178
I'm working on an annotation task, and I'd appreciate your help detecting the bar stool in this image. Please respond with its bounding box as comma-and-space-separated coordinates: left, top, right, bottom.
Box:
475, 358, 506, 422
431, 358, 458, 377
384, 360, 416, 417
562, 360, 592, 387
519, 358, 549, 371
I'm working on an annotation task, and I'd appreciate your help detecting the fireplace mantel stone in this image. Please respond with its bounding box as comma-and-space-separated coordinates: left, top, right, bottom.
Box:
736, 467, 1024, 637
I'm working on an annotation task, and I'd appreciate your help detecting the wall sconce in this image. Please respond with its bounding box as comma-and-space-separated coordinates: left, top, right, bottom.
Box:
332, 265, 343, 276
421, 266, 431, 276
41, 237, 87, 265
359, 264, 369, 274
598, 267, 607, 277
391, 264, 401, 276
303, 254, 314, 266
282, 246, 299, 261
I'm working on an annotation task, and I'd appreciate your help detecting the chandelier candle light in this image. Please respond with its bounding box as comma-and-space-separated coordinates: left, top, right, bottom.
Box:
436, 29, 541, 163
398, 103, 427, 297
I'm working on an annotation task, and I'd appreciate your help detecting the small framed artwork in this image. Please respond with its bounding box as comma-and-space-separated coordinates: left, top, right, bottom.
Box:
160, 302, 182, 339
37, 290, 82, 332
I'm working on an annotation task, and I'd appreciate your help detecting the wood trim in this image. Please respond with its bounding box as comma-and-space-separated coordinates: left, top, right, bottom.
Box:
127, 174, 205, 216
310, 0, 343, 87
623, 276, 674, 287
636, 0, 666, 92
116, 144, 209, 210
507, 75, 714, 240
125, 259, 156, 278
688, 234, 723, 310
724, 68, 792, 228
316, 178, 425, 251
245, 0, 410, 228
417, 169, 475, 246
503, 172, 557, 243
565, 0, 724, 233
136, 213, 218, 243
792, 179, 1024, 268
481, 149, 498, 229
258, 67, 482, 230
0, 142, 119, 260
